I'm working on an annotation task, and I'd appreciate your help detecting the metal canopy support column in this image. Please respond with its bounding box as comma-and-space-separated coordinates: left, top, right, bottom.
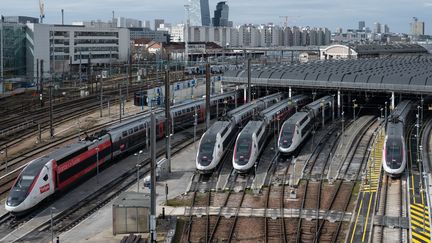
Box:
165, 69, 171, 173
337, 90, 341, 118
150, 112, 157, 243
247, 58, 252, 103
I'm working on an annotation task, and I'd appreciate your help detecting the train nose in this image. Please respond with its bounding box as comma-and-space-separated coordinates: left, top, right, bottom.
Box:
199, 155, 213, 166
6, 190, 26, 207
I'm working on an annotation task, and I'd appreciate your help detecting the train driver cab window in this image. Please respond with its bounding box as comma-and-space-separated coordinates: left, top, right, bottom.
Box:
43, 174, 48, 181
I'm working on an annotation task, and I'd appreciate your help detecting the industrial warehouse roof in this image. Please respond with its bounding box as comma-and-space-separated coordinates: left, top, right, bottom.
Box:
347, 43, 428, 55
224, 55, 432, 94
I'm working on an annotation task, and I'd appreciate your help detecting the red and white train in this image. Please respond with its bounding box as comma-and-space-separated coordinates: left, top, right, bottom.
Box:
5, 90, 242, 213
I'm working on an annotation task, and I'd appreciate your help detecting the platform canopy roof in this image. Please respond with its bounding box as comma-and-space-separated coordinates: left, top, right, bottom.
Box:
224, 55, 432, 94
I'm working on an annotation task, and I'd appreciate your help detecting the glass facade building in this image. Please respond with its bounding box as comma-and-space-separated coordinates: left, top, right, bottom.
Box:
0, 22, 27, 78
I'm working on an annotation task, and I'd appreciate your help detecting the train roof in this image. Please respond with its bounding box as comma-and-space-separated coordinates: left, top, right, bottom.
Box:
386, 122, 404, 138
206, 121, 231, 136
303, 95, 333, 110
259, 95, 307, 119
241, 120, 264, 135
50, 141, 92, 160
389, 100, 413, 122
284, 111, 308, 124
227, 92, 283, 117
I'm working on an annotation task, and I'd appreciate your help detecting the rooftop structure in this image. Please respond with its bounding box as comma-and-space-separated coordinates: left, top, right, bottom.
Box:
320, 43, 427, 60
224, 55, 432, 94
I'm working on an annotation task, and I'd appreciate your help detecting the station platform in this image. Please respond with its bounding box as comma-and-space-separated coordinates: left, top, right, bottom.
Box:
327, 116, 375, 181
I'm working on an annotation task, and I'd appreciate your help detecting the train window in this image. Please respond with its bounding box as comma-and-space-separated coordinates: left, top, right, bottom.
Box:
122, 131, 128, 137
129, 129, 133, 135
187, 108, 190, 112
134, 127, 139, 132
139, 124, 144, 130
43, 174, 48, 181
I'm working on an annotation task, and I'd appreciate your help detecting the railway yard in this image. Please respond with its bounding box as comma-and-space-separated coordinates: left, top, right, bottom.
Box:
0, 72, 432, 243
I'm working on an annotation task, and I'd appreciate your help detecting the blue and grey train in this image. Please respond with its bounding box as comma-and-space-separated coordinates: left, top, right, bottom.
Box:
382, 100, 414, 177
196, 92, 287, 173
278, 96, 334, 154
233, 95, 310, 172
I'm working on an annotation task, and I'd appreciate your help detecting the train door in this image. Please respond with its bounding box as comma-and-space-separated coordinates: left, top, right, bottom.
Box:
158, 120, 164, 139
200, 106, 205, 122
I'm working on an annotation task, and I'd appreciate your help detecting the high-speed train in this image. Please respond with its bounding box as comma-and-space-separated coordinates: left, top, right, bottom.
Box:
278, 96, 334, 154
233, 95, 310, 172
5, 91, 242, 213
382, 100, 414, 177
196, 92, 287, 173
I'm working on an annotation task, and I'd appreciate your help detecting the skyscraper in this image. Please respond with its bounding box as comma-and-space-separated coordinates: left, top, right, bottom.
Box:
373, 22, 381, 33
188, 0, 210, 26
411, 17, 425, 36
358, 21, 365, 31
212, 1, 229, 27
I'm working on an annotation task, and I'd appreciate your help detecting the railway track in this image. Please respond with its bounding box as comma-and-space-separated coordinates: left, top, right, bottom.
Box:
0, 74, 204, 153
295, 117, 379, 243
264, 151, 290, 243
7, 128, 203, 242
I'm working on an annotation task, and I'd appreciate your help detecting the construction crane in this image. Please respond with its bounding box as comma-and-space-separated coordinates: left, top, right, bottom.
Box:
39, 0, 45, 23
279, 16, 299, 28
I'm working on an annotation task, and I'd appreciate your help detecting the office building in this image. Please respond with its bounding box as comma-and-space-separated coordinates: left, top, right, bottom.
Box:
188, 0, 211, 26
154, 19, 164, 31
144, 20, 151, 29
212, 2, 230, 27
0, 21, 27, 78
117, 17, 142, 28
374, 22, 382, 33
3, 16, 39, 24
129, 27, 170, 43
25, 23, 130, 77
411, 17, 425, 36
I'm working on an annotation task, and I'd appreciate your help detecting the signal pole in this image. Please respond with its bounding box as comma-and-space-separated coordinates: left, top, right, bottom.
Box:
205, 63, 211, 130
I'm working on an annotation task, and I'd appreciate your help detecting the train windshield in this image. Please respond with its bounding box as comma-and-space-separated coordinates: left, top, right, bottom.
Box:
280, 123, 295, 147
6, 159, 45, 207
235, 137, 251, 165
385, 139, 403, 169
198, 135, 215, 166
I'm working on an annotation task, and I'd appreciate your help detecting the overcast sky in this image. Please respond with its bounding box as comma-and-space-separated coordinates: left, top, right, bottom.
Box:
1, 0, 431, 34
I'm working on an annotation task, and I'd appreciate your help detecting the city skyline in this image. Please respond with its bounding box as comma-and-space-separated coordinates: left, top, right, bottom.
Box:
1, 0, 431, 34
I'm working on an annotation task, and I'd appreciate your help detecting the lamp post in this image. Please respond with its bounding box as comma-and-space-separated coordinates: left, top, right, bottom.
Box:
384, 101, 388, 128
352, 99, 357, 121
380, 108, 383, 120
341, 111, 345, 134
50, 207, 56, 243
135, 150, 143, 192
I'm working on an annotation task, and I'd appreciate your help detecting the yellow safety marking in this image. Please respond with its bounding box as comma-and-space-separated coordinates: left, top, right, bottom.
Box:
411, 215, 431, 232
412, 230, 431, 242
413, 239, 423, 243
412, 223, 431, 233
411, 204, 430, 215
411, 209, 430, 221
350, 196, 364, 243
362, 191, 374, 241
